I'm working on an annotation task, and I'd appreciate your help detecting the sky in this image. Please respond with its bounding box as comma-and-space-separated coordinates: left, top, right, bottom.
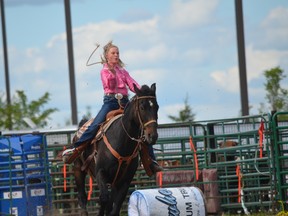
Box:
0, 0, 288, 129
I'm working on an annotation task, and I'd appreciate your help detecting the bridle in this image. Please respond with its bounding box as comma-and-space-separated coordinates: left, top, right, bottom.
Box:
121, 95, 157, 142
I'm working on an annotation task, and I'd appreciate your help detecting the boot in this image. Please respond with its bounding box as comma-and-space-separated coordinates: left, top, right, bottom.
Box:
150, 160, 163, 173
62, 147, 80, 164
148, 144, 163, 173
140, 144, 163, 176
62, 140, 91, 164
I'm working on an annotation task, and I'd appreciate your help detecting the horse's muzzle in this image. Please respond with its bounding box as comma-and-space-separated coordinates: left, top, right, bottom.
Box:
145, 132, 158, 144
144, 119, 158, 145
144, 123, 158, 145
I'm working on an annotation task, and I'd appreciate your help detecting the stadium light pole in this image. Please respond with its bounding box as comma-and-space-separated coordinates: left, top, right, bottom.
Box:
235, 0, 249, 116
0, 0, 12, 130
64, 0, 78, 125
0, 0, 11, 106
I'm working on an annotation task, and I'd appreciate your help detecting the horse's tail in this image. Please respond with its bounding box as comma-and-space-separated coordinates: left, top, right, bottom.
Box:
71, 116, 90, 144
78, 116, 89, 128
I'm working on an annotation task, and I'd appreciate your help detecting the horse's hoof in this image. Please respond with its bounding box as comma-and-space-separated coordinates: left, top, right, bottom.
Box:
80, 209, 88, 216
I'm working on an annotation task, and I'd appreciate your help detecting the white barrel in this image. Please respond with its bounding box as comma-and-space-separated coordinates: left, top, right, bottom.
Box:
128, 187, 206, 216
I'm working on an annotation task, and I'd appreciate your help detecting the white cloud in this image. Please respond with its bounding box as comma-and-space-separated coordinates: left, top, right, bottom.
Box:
69, 17, 160, 74
8, 46, 46, 74
123, 44, 168, 65
245, 45, 286, 80
210, 66, 239, 93
210, 45, 288, 93
46, 33, 66, 48
260, 7, 288, 47
167, 0, 219, 29
262, 7, 288, 28
132, 68, 166, 87
72, 17, 159, 45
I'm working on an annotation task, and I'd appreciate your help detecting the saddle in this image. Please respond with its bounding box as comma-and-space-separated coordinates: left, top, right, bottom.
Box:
74, 109, 124, 144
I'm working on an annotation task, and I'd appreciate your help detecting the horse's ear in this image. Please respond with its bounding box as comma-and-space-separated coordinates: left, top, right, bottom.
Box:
133, 83, 140, 94
151, 83, 156, 93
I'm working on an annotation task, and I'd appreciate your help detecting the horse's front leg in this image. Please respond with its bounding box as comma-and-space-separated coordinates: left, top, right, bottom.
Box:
109, 162, 138, 216
108, 182, 131, 216
73, 159, 88, 216
96, 168, 110, 216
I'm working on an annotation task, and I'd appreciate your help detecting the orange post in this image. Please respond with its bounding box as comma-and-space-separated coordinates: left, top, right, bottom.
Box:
88, 176, 93, 200
63, 146, 67, 192
157, 172, 163, 188
236, 164, 241, 203
189, 136, 199, 180
258, 121, 264, 158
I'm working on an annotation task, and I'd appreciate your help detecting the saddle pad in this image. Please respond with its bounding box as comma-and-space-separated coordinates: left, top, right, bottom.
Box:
76, 114, 123, 140
76, 118, 95, 139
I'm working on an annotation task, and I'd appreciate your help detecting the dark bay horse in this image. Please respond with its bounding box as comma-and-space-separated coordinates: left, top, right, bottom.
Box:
73, 83, 159, 216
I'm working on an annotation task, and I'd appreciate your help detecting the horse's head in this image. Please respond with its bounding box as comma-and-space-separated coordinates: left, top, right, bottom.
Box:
133, 83, 159, 145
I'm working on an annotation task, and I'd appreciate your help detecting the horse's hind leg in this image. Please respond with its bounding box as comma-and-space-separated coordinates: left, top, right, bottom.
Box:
74, 159, 88, 216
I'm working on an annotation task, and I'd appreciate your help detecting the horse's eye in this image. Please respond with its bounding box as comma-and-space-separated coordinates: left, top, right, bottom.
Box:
140, 104, 145, 111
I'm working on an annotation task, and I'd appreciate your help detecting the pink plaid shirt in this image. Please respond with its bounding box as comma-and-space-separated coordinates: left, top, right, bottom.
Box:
101, 63, 140, 96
